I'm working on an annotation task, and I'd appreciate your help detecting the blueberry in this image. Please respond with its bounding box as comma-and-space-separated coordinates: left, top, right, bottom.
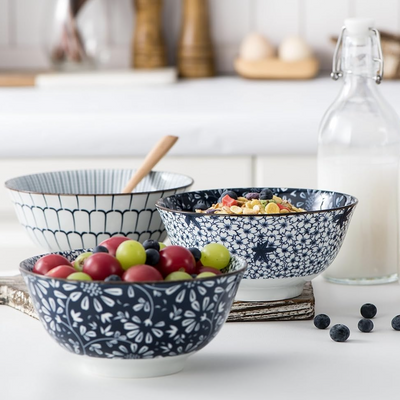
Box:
145, 248, 160, 266
259, 188, 273, 200
142, 239, 160, 251
218, 190, 238, 202
188, 247, 201, 262
92, 245, 109, 254
360, 303, 377, 319
313, 313, 331, 329
391, 315, 400, 331
329, 324, 350, 342
104, 274, 121, 282
245, 192, 260, 200
193, 200, 209, 211
358, 318, 374, 333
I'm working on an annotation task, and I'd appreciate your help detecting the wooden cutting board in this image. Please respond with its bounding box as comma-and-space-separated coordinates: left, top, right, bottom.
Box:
0, 275, 314, 322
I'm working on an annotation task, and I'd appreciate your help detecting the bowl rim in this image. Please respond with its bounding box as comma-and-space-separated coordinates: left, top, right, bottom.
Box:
19, 252, 247, 284
155, 186, 358, 217
4, 169, 194, 197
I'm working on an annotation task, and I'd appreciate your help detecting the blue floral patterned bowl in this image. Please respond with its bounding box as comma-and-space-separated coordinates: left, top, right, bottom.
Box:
19, 250, 246, 378
156, 187, 358, 301
5, 169, 193, 252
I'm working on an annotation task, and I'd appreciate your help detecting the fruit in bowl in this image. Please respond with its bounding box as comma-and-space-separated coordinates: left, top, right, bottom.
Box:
19, 239, 247, 378
156, 187, 358, 301
5, 169, 193, 252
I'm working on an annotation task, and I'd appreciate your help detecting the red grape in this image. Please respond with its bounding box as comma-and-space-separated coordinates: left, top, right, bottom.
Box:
33, 254, 72, 275
45, 265, 76, 279
158, 246, 196, 277
122, 265, 163, 282
197, 266, 222, 275
83, 253, 123, 281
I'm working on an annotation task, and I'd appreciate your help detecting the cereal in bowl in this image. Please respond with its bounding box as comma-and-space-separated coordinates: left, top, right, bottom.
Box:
195, 188, 306, 215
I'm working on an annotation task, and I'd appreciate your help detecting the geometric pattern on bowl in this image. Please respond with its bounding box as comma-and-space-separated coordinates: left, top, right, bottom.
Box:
20, 251, 246, 360
156, 187, 358, 280
5, 169, 193, 252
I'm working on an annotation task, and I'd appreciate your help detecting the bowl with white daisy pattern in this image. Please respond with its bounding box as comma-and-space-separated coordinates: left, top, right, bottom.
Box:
156, 187, 358, 301
20, 250, 247, 378
5, 169, 193, 252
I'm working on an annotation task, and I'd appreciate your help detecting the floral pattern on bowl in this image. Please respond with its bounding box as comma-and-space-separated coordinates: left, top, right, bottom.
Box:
156, 188, 357, 300
20, 250, 246, 360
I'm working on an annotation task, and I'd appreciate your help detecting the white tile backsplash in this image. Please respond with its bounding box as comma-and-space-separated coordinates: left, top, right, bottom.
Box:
1, 0, 400, 73
210, 0, 252, 44
15, 0, 52, 45
255, 0, 301, 44
304, 0, 350, 71
354, 0, 400, 33
107, 0, 133, 45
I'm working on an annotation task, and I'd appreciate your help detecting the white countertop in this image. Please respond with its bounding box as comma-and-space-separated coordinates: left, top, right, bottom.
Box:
1, 221, 400, 400
2, 76, 400, 158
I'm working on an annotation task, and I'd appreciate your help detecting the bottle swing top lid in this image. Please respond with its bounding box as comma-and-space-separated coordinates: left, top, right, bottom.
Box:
331, 17, 384, 84
344, 17, 374, 36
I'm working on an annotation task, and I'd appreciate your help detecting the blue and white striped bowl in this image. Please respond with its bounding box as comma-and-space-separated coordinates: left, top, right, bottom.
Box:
5, 169, 193, 252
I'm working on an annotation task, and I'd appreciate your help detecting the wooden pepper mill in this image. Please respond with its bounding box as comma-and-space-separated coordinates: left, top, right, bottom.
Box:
178, 0, 215, 78
132, 0, 167, 69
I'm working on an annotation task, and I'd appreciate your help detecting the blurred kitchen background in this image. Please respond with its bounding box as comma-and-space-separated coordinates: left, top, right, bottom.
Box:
2, 0, 400, 249
1, 0, 400, 73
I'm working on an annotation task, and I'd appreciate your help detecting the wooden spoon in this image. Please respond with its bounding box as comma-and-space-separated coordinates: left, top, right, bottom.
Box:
121, 135, 179, 193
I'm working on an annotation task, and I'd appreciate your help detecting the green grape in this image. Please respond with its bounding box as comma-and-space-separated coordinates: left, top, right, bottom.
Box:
73, 252, 92, 271
196, 271, 216, 279
159, 242, 166, 250
200, 243, 230, 270
116, 240, 146, 270
67, 272, 92, 281
164, 271, 193, 281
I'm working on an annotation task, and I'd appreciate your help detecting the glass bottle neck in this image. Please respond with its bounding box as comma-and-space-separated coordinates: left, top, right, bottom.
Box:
341, 33, 377, 81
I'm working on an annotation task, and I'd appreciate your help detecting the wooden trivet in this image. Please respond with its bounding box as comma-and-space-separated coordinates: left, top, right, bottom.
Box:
227, 282, 315, 322
0, 276, 314, 322
0, 275, 37, 319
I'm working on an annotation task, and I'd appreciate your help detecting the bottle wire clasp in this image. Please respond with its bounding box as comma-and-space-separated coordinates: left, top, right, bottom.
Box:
331, 26, 384, 84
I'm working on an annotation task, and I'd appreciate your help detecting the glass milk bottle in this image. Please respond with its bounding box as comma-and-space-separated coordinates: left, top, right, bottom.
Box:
318, 18, 400, 284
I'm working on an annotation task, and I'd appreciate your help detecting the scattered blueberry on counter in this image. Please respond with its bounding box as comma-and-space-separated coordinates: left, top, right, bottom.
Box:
358, 318, 374, 333
314, 303, 400, 341
330, 324, 350, 342
313, 314, 331, 329
391, 315, 400, 331
360, 303, 377, 319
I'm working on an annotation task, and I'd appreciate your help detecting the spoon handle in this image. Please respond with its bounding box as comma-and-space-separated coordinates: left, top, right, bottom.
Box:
121, 135, 178, 193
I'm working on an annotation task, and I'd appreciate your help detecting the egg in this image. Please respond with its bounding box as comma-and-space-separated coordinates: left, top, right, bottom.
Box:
239, 33, 275, 61
278, 36, 313, 62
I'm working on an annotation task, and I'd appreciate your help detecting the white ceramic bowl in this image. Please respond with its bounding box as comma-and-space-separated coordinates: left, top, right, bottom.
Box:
5, 169, 193, 252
